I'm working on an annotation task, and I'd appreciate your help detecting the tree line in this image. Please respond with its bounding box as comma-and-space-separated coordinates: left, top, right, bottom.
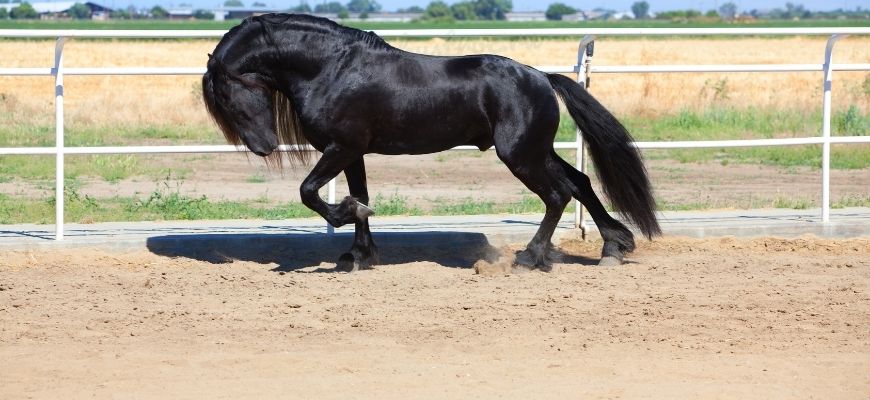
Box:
0, 0, 865, 21
547, 1, 867, 21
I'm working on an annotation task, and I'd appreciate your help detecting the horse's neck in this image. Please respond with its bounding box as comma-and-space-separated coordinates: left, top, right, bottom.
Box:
257, 31, 334, 80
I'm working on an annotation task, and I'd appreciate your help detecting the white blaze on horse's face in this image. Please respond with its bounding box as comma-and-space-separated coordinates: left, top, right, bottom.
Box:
223, 78, 278, 157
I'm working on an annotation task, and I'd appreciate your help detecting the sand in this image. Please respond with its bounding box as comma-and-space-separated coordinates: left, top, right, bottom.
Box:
1, 235, 868, 399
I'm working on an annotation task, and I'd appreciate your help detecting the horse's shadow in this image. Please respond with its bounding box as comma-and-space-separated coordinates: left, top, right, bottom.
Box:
145, 231, 597, 272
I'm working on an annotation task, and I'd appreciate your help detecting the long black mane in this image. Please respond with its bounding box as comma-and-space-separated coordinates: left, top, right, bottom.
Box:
203, 14, 394, 167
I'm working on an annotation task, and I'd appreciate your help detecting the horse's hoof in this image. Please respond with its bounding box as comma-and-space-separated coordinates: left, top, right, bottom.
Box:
336, 252, 374, 272
513, 250, 553, 273
355, 201, 374, 220
598, 256, 622, 267
336, 253, 356, 272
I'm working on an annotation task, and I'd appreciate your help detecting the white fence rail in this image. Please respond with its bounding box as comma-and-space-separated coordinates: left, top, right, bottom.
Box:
0, 27, 868, 240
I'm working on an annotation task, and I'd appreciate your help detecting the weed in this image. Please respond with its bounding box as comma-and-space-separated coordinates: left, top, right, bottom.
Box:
371, 193, 422, 216
433, 198, 496, 215
246, 173, 268, 183
834, 105, 868, 136
90, 155, 139, 183
699, 78, 731, 103
772, 196, 812, 209
833, 195, 870, 209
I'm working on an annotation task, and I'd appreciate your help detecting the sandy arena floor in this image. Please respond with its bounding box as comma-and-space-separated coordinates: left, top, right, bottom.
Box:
0, 235, 868, 399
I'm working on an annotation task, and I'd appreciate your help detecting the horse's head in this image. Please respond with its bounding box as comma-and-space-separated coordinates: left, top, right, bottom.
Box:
203, 54, 309, 166
202, 59, 279, 157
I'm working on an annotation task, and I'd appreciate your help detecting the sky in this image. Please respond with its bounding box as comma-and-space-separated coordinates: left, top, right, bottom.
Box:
118, 0, 866, 12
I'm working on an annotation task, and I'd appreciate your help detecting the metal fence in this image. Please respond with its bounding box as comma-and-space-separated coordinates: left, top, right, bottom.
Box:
0, 27, 868, 240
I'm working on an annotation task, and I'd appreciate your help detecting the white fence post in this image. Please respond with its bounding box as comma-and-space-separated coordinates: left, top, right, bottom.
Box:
53, 37, 67, 241
574, 35, 595, 239
326, 178, 336, 235
821, 34, 845, 224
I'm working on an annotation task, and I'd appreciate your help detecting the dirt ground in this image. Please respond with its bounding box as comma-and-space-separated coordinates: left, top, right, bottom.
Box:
1, 235, 868, 399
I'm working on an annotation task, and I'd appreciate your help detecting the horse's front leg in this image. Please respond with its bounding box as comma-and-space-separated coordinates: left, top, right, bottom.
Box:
336, 157, 380, 272
299, 145, 373, 229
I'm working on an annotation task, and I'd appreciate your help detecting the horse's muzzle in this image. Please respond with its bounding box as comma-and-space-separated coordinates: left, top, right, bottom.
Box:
251, 148, 273, 157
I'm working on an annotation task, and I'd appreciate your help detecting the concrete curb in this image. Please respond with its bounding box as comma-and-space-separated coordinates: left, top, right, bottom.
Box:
1, 208, 868, 254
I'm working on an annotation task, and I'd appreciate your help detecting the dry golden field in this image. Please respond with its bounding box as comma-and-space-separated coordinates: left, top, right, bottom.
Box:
1, 36, 868, 128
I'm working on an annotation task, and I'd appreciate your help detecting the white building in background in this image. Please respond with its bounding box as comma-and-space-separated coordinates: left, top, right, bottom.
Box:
611, 11, 635, 20
505, 11, 547, 21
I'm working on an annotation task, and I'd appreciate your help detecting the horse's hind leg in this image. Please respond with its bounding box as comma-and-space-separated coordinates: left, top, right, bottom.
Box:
336, 157, 380, 272
553, 153, 635, 266
495, 138, 572, 271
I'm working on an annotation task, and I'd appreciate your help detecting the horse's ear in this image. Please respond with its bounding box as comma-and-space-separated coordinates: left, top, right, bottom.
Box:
207, 54, 219, 70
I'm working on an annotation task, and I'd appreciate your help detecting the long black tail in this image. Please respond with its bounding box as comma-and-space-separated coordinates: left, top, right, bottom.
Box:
547, 73, 661, 239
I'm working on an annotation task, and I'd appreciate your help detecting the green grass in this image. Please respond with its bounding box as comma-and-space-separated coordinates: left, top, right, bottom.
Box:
654, 195, 837, 211
833, 195, 870, 209
2, 186, 868, 224
370, 192, 423, 216
0, 186, 318, 224
556, 106, 870, 170
246, 173, 268, 183
1, 106, 865, 185
1, 104, 867, 223
0, 123, 220, 147
0, 123, 219, 181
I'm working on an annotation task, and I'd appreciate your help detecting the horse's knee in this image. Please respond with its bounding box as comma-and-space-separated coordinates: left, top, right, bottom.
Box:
299, 181, 320, 205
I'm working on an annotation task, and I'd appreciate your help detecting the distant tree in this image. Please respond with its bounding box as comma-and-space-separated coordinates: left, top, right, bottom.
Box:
346, 0, 380, 13
193, 9, 214, 19
656, 9, 702, 20
150, 5, 168, 18
68, 2, 92, 19
0, 0, 8, 3
0, 8, 7, 18
110, 9, 130, 18
126, 5, 142, 19
10, 2, 38, 19
545, 2, 575, 20
631, 1, 649, 19
251, 2, 265, 6
784, 2, 809, 19
314, 1, 346, 13
718, 1, 737, 20
290, 1, 311, 12
451, 1, 477, 20
705, 9, 718, 18
473, 0, 511, 20
223, 0, 243, 6
337, 8, 348, 18
424, 1, 453, 21
397, 6, 423, 13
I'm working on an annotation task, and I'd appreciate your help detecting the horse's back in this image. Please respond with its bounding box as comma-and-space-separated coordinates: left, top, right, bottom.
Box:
304, 48, 559, 155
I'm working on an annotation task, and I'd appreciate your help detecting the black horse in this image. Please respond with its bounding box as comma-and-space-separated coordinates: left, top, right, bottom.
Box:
203, 13, 660, 271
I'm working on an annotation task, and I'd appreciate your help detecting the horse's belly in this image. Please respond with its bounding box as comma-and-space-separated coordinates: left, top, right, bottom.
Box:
369, 125, 490, 155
